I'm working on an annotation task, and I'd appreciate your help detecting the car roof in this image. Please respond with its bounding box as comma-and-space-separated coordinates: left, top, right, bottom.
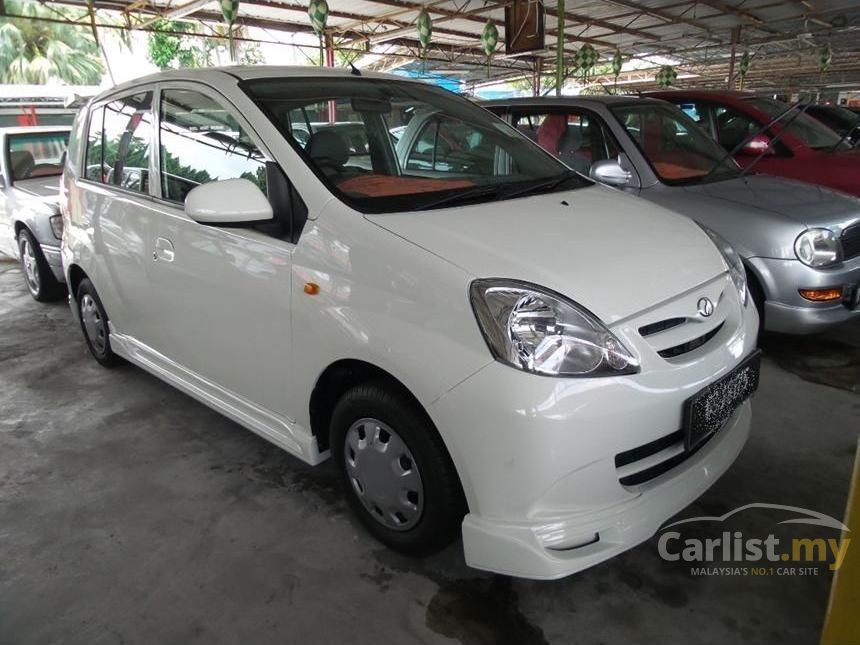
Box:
92, 65, 429, 104
0, 125, 72, 135
644, 89, 757, 101
482, 95, 664, 108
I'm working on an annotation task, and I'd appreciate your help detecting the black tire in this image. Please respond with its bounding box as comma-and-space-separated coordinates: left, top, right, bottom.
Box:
17, 228, 63, 302
330, 380, 466, 556
76, 278, 122, 368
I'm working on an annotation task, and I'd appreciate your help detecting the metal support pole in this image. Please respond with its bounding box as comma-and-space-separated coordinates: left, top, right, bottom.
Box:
556, 0, 564, 96
727, 25, 740, 90
534, 57, 541, 97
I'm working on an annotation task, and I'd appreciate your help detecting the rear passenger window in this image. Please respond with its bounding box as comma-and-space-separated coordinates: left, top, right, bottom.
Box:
158, 89, 266, 203
83, 92, 153, 193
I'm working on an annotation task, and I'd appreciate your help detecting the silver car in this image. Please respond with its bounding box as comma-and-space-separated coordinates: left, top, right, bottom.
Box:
0, 126, 70, 301
484, 97, 860, 334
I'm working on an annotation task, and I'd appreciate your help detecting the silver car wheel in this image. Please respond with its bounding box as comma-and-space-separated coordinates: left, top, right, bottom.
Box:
344, 417, 424, 531
19, 236, 40, 295
80, 294, 107, 354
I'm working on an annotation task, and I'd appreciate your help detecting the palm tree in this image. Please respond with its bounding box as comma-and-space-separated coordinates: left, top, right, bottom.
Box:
0, 0, 104, 84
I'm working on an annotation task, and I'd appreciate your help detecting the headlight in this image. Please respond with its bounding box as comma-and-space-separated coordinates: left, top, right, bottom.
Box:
794, 228, 842, 268
49, 214, 63, 240
701, 228, 748, 307
469, 279, 639, 377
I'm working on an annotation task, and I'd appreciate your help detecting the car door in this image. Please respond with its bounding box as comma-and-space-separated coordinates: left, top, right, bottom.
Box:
0, 134, 15, 257
78, 89, 159, 341
146, 82, 295, 416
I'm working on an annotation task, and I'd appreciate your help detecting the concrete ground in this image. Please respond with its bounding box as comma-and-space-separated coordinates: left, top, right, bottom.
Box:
1, 256, 858, 645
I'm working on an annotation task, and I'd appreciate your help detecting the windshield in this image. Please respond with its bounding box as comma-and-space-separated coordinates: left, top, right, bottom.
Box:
242, 77, 586, 212
7, 130, 69, 181
611, 103, 739, 185
745, 98, 850, 151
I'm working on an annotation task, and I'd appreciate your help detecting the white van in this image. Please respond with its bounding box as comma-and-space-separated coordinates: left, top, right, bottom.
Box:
61, 67, 759, 579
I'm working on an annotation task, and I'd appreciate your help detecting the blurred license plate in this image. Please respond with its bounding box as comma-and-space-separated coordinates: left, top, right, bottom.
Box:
683, 351, 761, 450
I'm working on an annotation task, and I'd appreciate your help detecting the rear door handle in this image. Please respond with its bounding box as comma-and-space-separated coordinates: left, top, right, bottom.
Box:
153, 237, 175, 262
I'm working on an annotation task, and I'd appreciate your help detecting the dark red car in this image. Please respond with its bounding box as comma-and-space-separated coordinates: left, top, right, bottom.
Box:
648, 90, 860, 197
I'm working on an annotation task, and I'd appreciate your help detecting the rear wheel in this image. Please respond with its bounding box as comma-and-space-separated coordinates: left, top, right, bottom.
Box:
330, 381, 465, 555
76, 278, 121, 367
17, 228, 63, 302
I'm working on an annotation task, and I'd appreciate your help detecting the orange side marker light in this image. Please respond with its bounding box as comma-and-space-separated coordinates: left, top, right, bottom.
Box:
304, 282, 320, 296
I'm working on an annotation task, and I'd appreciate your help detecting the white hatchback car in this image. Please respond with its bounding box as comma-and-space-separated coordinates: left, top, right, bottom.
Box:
62, 67, 759, 579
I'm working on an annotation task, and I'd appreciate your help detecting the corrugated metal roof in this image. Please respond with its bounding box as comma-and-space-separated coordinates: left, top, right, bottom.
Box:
27, 0, 860, 90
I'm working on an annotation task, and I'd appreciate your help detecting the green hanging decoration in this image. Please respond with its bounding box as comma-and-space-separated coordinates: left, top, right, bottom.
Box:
612, 50, 623, 78
308, 0, 329, 66
416, 9, 432, 73
819, 44, 832, 72
574, 44, 599, 82
481, 21, 499, 78
220, 0, 240, 62
655, 65, 677, 88
738, 51, 750, 89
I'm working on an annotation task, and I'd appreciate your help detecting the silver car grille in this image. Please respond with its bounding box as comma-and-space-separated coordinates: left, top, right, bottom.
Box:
842, 223, 860, 261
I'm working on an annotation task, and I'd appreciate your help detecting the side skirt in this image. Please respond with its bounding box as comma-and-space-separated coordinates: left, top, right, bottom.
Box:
109, 326, 329, 466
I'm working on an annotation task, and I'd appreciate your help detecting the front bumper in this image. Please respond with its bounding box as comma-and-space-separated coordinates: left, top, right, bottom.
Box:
748, 256, 860, 334
461, 403, 750, 579
428, 277, 758, 579
40, 243, 66, 284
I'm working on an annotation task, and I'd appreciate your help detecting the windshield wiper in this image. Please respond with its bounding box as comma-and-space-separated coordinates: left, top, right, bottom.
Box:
501, 171, 580, 200
701, 101, 811, 183
413, 184, 503, 211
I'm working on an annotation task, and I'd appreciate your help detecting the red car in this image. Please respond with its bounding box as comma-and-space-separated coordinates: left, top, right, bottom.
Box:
648, 90, 860, 197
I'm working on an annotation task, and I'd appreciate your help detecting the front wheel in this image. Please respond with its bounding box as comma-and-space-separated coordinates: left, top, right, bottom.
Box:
17, 228, 63, 302
330, 381, 466, 556
76, 278, 122, 368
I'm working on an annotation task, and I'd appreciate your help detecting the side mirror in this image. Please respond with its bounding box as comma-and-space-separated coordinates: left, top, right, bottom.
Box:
590, 155, 632, 187
739, 134, 774, 156
185, 178, 273, 225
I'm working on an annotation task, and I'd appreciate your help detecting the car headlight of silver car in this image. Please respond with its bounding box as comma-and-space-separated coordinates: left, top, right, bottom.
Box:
794, 228, 842, 268
701, 227, 748, 307
469, 279, 639, 377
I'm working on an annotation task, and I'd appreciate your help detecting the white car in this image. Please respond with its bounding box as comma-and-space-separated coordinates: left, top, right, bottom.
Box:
0, 126, 70, 300
61, 67, 759, 579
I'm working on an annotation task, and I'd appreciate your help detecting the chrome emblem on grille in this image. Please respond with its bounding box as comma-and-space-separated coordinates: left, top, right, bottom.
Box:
697, 297, 715, 317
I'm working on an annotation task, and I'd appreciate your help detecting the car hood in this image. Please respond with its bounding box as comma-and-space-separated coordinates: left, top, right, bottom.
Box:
678, 175, 860, 229
366, 185, 726, 325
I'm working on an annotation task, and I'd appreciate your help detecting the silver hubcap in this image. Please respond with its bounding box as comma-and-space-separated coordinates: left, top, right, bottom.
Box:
19, 237, 40, 294
80, 294, 107, 354
345, 418, 424, 531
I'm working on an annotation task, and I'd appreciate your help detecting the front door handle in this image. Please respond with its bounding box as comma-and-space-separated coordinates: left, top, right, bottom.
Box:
153, 237, 175, 262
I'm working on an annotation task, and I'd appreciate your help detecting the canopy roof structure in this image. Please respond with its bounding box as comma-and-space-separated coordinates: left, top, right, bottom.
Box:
6, 0, 860, 92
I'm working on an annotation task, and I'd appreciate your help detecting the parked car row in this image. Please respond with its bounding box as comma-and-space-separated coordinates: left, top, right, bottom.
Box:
484, 95, 860, 335
1, 67, 857, 580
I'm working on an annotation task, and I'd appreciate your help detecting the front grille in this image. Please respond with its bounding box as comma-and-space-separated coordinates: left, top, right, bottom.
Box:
615, 425, 720, 487
639, 317, 686, 337
843, 223, 860, 260
657, 322, 724, 359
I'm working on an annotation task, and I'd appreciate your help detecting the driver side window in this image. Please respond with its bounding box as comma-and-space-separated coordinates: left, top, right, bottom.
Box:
714, 106, 759, 151
405, 116, 497, 175
158, 88, 267, 203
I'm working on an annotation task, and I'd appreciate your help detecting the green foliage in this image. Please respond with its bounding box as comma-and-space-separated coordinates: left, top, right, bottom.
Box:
147, 20, 265, 68
0, 0, 104, 84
